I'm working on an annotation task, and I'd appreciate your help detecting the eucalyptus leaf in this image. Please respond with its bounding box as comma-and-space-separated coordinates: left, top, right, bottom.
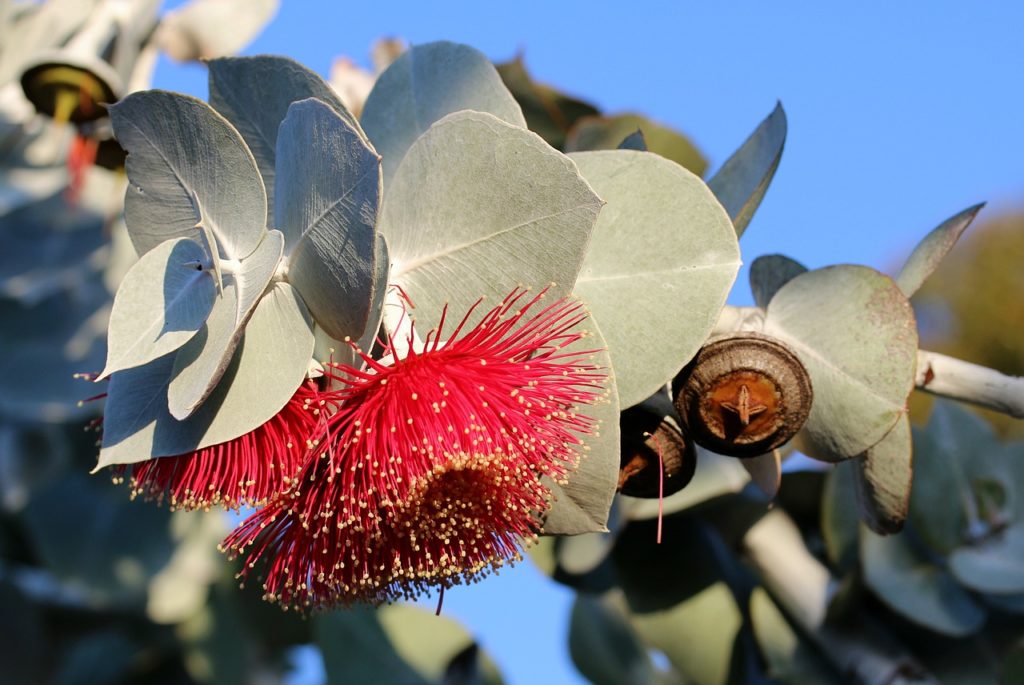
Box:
167, 230, 283, 419
948, 524, 1024, 595
109, 90, 267, 259
861, 529, 985, 637
764, 265, 918, 462
707, 103, 787, 238
910, 401, 1002, 555
853, 415, 912, 534
820, 460, 861, 573
377, 604, 477, 683
750, 588, 840, 685
617, 129, 647, 151
749, 254, 807, 309
544, 312, 620, 535
566, 114, 708, 177
315, 609, 431, 685
99, 237, 214, 379
569, 150, 739, 408
97, 282, 314, 467
742, 450, 782, 499
276, 97, 381, 340
361, 41, 527, 186
896, 204, 984, 297
381, 110, 602, 333
208, 55, 362, 216
568, 595, 660, 685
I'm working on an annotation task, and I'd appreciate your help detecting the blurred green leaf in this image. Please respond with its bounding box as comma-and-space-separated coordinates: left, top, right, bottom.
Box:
544, 313, 619, 535
316, 608, 432, 685
569, 594, 662, 685
362, 41, 526, 186
853, 415, 913, 534
20, 472, 174, 604
496, 56, 599, 150
55, 632, 138, 685
764, 265, 918, 462
155, 0, 278, 63
377, 603, 489, 683
896, 204, 984, 297
110, 90, 267, 259
379, 110, 601, 333
276, 97, 381, 341
566, 114, 707, 177
98, 282, 314, 467
100, 237, 215, 380
820, 460, 861, 573
949, 524, 1024, 594
749, 254, 806, 309
208, 54, 361, 216
707, 103, 787, 238
749, 587, 840, 684
570, 150, 740, 408
861, 528, 985, 637
0, 581, 46, 685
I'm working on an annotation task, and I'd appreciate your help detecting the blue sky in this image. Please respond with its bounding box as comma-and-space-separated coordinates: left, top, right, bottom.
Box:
154, 3, 1024, 683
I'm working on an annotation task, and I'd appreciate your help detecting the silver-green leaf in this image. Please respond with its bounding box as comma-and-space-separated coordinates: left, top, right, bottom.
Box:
361, 41, 526, 187
99, 237, 214, 379
208, 55, 362, 216
895, 203, 984, 297
570, 150, 740, 408
97, 282, 313, 468
167, 230, 283, 419
749, 254, 807, 309
708, 102, 787, 238
853, 414, 912, 534
380, 111, 602, 333
110, 90, 267, 259
764, 265, 918, 462
276, 98, 381, 341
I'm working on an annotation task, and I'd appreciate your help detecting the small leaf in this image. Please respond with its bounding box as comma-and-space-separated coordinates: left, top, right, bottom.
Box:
361, 41, 527, 186
764, 265, 918, 462
155, 0, 278, 62
861, 528, 986, 637
99, 237, 214, 379
109, 90, 267, 259
853, 415, 913, 534
380, 111, 602, 333
707, 103, 787, 238
276, 98, 381, 341
896, 203, 984, 297
617, 129, 647, 151
543, 312, 620, 535
948, 524, 1024, 594
167, 230, 283, 419
566, 113, 708, 176
568, 595, 659, 685
97, 282, 314, 468
749, 254, 807, 309
208, 55, 362, 216
570, 150, 740, 408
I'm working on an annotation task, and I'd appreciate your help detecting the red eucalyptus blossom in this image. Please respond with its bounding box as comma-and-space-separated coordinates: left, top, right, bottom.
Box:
223, 289, 607, 608
115, 379, 333, 511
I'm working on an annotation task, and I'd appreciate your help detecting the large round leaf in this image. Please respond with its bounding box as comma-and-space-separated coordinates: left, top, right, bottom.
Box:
276, 98, 380, 341
97, 281, 313, 468
361, 41, 526, 187
861, 529, 985, 637
569, 150, 739, 408
380, 110, 602, 333
208, 55, 361, 216
543, 312, 620, 536
167, 230, 283, 419
100, 237, 215, 379
110, 90, 267, 259
764, 265, 918, 462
